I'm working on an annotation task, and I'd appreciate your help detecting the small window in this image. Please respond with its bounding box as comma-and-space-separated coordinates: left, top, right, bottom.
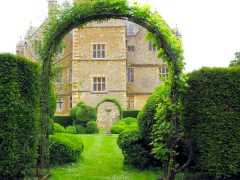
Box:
56, 98, 64, 112
159, 65, 168, 79
127, 67, 134, 83
149, 42, 156, 51
93, 44, 106, 59
128, 45, 135, 52
93, 77, 106, 92
128, 96, 135, 109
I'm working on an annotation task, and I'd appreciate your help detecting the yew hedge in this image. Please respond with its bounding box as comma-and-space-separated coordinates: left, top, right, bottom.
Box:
0, 54, 40, 179
183, 67, 240, 178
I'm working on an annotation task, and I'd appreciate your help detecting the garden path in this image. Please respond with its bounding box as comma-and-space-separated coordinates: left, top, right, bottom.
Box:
50, 134, 159, 180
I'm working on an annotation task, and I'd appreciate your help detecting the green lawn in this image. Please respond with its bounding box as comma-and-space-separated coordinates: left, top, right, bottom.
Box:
50, 134, 184, 180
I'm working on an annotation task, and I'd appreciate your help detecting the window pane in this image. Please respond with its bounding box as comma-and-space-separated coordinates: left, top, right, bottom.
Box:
93, 84, 97, 91
98, 83, 101, 91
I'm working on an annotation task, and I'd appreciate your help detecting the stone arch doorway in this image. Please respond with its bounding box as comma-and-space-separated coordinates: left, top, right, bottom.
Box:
97, 101, 120, 129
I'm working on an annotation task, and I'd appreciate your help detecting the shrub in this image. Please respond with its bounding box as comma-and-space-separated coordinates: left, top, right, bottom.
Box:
49, 133, 84, 165
75, 125, 86, 134
54, 116, 72, 127
118, 131, 159, 169
138, 86, 165, 144
122, 110, 140, 118
65, 125, 77, 134
0, 54, 40, 179
86, 121, 99, 134
49, 118, 54, 135
183, 67, 240, 178
71, 102, 96, 126
111, 117, 138, 134
53, 123, 65, 133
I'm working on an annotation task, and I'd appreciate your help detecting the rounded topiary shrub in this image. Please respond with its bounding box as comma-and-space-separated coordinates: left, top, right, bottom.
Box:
111, 117, 138, 134
71, 102, 96, 126
65, 125, 77, 134
75, 125, 86, 134
118, 131, 160, 169
86, 121, 99, 134
49, 133, 84, 165
184, 67, 240, 178
53, 123, 65, 133
0, 54, 40, 179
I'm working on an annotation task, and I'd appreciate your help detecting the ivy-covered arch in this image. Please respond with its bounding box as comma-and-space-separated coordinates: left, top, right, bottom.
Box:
39, 0, 185, 179
96, 97, 123, 119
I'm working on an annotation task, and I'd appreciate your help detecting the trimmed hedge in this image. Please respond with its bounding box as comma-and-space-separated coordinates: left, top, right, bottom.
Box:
71, 102, 96, 126
54, 116, 72, 127
53, 123, 65, 133
111, 117, 138, 134
183, 67, 240, 178
49, 133, 84, 165
138, 86, 164, 145
118, 131, 160, 169
0, 54, 40, 179
122, 110, 140, 118
65, 125, 77, 134
86, 121, 99, 134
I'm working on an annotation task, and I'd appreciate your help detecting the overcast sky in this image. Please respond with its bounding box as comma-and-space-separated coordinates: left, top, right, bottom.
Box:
0, 0, 239, 72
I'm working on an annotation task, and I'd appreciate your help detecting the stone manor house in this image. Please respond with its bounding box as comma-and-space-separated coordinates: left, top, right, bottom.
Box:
16, 0, 171, 128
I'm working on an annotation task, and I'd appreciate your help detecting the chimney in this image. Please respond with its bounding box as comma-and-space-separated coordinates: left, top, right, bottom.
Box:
48, 0, 58, 18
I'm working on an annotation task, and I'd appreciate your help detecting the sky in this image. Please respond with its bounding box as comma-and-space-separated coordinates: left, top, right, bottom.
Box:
0, 0, 239, 72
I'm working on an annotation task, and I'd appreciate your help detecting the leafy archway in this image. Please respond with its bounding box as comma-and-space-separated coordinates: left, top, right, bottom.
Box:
39, 0, 185, 179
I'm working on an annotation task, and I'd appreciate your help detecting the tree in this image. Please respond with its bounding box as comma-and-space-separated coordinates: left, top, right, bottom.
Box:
229, 52, 240, 66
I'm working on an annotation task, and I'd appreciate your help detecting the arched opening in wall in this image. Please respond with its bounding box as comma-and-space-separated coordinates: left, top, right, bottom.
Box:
97, 101, 120, 129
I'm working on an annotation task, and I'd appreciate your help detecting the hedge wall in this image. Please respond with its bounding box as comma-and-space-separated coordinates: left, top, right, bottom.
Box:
122, 110, 140, 119
183, 67, 240, 178
54, 116, 72, 127
0, 54, 40, 179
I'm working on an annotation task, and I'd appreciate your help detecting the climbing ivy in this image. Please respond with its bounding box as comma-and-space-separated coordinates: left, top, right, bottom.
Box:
39, 0, 186, 179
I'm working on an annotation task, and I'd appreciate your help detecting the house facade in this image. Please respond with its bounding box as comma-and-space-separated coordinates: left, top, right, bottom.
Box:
16, 0, 169, 128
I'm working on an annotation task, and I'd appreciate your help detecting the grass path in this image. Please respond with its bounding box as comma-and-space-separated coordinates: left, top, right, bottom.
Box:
50, 134, 160, 180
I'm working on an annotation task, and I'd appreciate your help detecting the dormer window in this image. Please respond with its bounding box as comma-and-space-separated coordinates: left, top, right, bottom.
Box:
93, 44, 106, 59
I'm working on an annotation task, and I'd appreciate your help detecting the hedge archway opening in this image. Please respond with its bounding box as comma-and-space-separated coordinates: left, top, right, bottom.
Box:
39, 0, 185, 179
96, 98, 123, 119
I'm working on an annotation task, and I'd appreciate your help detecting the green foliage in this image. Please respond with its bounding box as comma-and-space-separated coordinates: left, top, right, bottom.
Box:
49, 133, 84, 166
54, 116, 72, 127
0, 53, 40, 179
229, 52, 240, 66
75, 125, 86, 134
65, 126, 77, 134
111, 117, 138, 134
53, 123, 65, 133
86, 121, 99, 134
71, 102, 96, 126
118, 131, 160, 169
183, 67, 240, 178
122, 110, 139, 118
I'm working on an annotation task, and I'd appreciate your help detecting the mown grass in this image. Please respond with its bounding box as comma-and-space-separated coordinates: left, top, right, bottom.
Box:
50, 134, 184, 180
